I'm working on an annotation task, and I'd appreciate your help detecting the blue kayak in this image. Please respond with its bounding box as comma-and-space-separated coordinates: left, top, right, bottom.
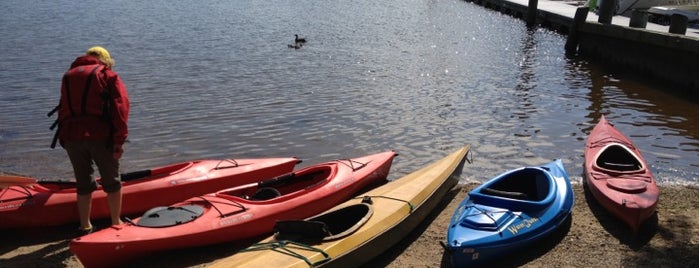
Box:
445, 159, 574, 267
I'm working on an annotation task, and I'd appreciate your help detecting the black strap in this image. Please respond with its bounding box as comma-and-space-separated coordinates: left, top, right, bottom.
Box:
62, 74, 75, 116
100, 68, 116, 148
51, 75, 71, 149
80, 65, 102, 116
47, 105, 59, 117
50, 123, 60, 148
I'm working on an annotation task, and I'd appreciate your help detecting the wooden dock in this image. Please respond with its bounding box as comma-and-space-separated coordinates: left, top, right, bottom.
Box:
466, 0, 699, 98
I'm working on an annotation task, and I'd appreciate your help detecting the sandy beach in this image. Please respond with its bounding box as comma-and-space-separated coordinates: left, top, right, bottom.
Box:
1, 183, 698, 267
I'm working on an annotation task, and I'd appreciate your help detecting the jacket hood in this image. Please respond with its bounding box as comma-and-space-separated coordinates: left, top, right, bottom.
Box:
70, 55, 104, 69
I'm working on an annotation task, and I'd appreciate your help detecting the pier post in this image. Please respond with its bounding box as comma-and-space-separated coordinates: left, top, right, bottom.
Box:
565, 7, 590, 54
669, 14, 688, 35
629, 9, 648, 28
597, 0, 615, 24
527, 0, 538, 27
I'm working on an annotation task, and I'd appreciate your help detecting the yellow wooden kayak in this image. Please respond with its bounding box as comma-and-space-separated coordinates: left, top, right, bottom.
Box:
209, 145, 470, 267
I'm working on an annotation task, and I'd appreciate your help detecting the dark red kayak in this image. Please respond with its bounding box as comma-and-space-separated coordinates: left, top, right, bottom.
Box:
584, 115, 659, 234
70, 151, 397, 268
0, 157, 299, 229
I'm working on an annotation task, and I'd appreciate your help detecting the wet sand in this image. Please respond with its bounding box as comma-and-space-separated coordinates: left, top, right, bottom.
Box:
1, 183, 698, 267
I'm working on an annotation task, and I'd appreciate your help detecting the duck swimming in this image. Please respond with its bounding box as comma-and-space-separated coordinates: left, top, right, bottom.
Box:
294, 34, 306, 43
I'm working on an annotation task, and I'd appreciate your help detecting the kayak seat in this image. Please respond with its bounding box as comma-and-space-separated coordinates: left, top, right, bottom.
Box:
481, 187, 529, 200
251, 187, 281, 200
481, 169, 550, 202
600, 162, 641, 172
274, 220, 331, 243
274, 202, 373, 244
596, 144, 643, 172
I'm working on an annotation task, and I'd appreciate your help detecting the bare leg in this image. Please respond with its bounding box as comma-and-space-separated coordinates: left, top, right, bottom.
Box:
107, 189, 123, 225
77, 193, 93, 230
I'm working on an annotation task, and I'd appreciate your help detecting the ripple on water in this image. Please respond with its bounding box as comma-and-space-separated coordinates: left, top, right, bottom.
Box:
0, 0, 696, 185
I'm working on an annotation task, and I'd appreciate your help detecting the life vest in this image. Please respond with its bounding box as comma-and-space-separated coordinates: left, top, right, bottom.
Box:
49, 64, 114, 148
59, 64, 109, 120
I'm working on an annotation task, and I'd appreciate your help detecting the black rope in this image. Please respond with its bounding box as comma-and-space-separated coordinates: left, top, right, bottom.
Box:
240, 240, 330, 267
214, 158, 240, 170
354, 195, 414, 213
463, 205, 511, 224
192, 196, 246, 218
333, 158, 368, 171
2, 185, 34, 200
461, 205, 519, 236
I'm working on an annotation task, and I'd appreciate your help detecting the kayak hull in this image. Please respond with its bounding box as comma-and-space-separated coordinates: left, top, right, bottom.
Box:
209, 145, 470, 268
70, 151, 397, 268
584, 115, 659, 234
0, 157, 299, 229
445, 160, 574, 267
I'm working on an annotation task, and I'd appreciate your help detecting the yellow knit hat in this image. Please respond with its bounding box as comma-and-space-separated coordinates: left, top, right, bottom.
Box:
86, 46, 114, 67
86, 46, 111, 61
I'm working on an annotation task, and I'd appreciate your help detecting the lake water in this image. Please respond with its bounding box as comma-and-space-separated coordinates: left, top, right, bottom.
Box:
1, 0, 697, 185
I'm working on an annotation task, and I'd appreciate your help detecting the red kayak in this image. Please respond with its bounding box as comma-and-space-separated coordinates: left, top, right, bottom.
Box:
70, 151, 397, 268
584, 115, 660, 234
0, 157, 300, 229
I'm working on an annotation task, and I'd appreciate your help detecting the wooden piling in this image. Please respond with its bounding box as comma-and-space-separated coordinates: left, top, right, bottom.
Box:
463, 0, 699, 97
629, 9, 648, 28
597, 0, 614, 24
565, 7, 590, 54
527, 0, 538, 27
669, 14, 688, 35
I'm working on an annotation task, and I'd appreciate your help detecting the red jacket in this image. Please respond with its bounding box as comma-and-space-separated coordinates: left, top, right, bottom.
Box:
58, 55, 129, 146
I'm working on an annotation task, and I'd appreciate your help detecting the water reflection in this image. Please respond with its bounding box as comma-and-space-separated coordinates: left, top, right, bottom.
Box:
0, 0, 696, 184
580, 61, 699, 181
583, 61, 609, 134
513, 28, 537, 137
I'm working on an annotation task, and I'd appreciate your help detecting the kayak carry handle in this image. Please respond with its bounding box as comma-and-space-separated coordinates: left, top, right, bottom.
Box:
439, 241, 453, 254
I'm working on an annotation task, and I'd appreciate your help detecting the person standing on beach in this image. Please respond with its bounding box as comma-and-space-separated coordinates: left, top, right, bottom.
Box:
56, 46, 129, 234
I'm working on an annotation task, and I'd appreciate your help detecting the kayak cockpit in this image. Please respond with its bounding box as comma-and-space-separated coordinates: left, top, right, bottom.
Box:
474, 168, 553, 202
215, 166, 333, 202
469, 167, 555, 211
273, 199, 373, 244
594, 143, 644, 173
